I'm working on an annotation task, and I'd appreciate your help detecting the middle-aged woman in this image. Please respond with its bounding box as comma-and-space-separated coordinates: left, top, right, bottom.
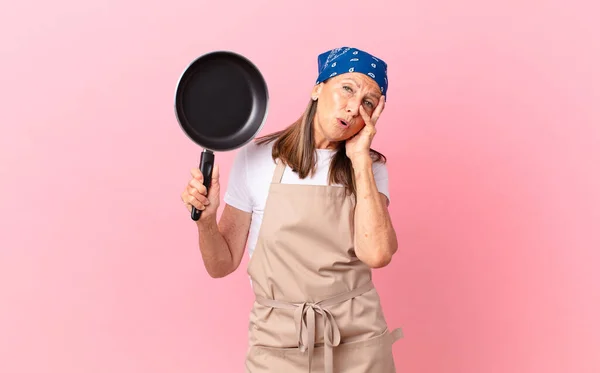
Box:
181, 47, 403, 372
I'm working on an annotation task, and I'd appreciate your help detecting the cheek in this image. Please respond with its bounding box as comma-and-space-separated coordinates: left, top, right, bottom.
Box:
332, 94, 347, 109
350, 122, 366, 136
355, 116, 366, 128
323, 91, 344, 108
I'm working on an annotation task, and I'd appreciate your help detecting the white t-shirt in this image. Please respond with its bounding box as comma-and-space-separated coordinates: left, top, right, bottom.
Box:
223, 140, 391, 258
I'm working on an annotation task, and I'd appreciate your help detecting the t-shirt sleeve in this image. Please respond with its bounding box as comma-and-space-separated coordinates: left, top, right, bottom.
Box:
223, 147, 253, 213
372, 161, 391, 205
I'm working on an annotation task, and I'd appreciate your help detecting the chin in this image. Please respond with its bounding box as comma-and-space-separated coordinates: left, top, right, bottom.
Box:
326, 132, 353, 144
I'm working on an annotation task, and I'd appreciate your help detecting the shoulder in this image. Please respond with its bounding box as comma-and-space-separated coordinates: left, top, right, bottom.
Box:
233, 140, 278, 180
224, 141, 276, 213
371, 159, 389, 178
370, 158, 391, 205
244, 139, 275, 166
229, 139, 275, 171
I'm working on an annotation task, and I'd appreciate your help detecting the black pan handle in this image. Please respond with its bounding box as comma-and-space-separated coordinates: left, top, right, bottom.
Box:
191, 149, 214, 221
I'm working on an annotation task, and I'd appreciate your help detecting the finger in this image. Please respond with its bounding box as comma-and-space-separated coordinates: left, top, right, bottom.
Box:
371, 95, 385, 125
181, 192, 209, 209
187, 195, 206, 210
187, 186, 209, 204
181, 191, 202, 210
190, 167, 203, 182
189, 178, 207, 195
359, 105, 372, 126
193, 193, 210, 206
181, 192, 193, 212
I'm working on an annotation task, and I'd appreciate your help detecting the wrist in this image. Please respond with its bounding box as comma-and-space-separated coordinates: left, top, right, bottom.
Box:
350, 154, 373, 169
352, 159, 376, 190
196, 212, 217, 231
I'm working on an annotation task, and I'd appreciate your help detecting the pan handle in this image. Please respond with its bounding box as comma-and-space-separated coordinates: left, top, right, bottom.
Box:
191, 149, 214, 221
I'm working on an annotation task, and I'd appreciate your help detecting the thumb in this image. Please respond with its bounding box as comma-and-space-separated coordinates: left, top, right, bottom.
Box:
211, 164, 220, 184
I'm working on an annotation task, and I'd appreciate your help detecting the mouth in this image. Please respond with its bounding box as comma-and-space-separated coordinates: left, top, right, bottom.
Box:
336, 118, 350, 128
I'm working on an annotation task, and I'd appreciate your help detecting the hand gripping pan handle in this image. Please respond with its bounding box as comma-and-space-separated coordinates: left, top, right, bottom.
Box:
191, 150, 214, 221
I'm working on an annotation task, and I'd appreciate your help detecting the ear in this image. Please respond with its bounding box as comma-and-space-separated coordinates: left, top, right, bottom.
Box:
311, 83, 323, 101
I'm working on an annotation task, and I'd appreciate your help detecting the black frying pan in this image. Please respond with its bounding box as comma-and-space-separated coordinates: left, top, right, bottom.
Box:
174, 51, 269, 221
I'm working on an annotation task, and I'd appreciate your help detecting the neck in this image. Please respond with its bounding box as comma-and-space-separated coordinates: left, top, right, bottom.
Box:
312, 119, 338, 150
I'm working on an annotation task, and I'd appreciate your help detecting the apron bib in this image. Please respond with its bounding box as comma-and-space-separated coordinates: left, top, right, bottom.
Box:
245, 159, 403, 373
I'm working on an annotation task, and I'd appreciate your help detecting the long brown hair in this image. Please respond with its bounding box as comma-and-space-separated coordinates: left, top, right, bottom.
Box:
255, 98, 386, 196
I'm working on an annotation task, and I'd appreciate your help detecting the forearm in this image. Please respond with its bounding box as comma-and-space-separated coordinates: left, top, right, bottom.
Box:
352, 157, 398, 268
196, 216, 235, 278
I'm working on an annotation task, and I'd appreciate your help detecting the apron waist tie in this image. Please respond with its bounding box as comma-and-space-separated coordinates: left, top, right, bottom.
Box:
255, 281, 375, 373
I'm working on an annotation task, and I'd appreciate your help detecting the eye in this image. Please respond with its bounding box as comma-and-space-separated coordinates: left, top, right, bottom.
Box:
343, 85, 353, 93
363, 100, 374, 108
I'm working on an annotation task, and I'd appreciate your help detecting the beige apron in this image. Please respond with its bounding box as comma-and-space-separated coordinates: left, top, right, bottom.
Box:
245, 159, 403, 373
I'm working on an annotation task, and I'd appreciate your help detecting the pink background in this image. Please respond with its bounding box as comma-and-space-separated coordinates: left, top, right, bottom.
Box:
1, 1, 599, 372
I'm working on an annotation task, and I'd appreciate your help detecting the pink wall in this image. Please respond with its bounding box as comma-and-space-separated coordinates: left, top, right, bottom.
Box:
1, 1, 598, 372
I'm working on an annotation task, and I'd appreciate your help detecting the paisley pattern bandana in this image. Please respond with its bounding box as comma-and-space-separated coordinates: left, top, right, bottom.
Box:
315, 47, 388, 98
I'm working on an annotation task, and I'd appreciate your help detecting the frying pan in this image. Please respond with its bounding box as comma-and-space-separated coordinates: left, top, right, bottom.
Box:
174, 51, 269, 221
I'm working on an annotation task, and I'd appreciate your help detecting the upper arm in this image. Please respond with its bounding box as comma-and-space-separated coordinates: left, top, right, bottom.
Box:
372, 161, 391, 206
219, 147, 254, 270
380, 192, 390, 208
223, 147, 253, 213
218, 204, 252, 271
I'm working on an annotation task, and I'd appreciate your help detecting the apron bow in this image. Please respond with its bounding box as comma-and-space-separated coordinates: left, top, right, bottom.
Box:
294, 302, 341, 373
254, 282, 374, 373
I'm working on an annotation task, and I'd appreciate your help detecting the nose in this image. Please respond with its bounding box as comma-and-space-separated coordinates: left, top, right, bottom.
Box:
345, 96, 360, 116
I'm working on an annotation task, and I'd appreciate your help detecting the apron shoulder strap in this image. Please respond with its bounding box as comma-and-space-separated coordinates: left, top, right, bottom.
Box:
271, 159, 286, 184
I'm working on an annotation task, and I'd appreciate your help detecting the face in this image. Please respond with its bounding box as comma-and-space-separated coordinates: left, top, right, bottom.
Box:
311, 72, 382, 148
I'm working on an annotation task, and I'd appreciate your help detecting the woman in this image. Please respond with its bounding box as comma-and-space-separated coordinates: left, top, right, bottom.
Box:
181, 47, 403, 372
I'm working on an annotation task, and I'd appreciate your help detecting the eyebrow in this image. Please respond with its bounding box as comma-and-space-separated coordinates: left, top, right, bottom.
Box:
342, 77, 381, 100
365, 92, 381, 100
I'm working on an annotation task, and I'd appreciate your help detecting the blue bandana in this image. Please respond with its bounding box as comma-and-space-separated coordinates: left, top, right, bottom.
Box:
315, 47, 388, 98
